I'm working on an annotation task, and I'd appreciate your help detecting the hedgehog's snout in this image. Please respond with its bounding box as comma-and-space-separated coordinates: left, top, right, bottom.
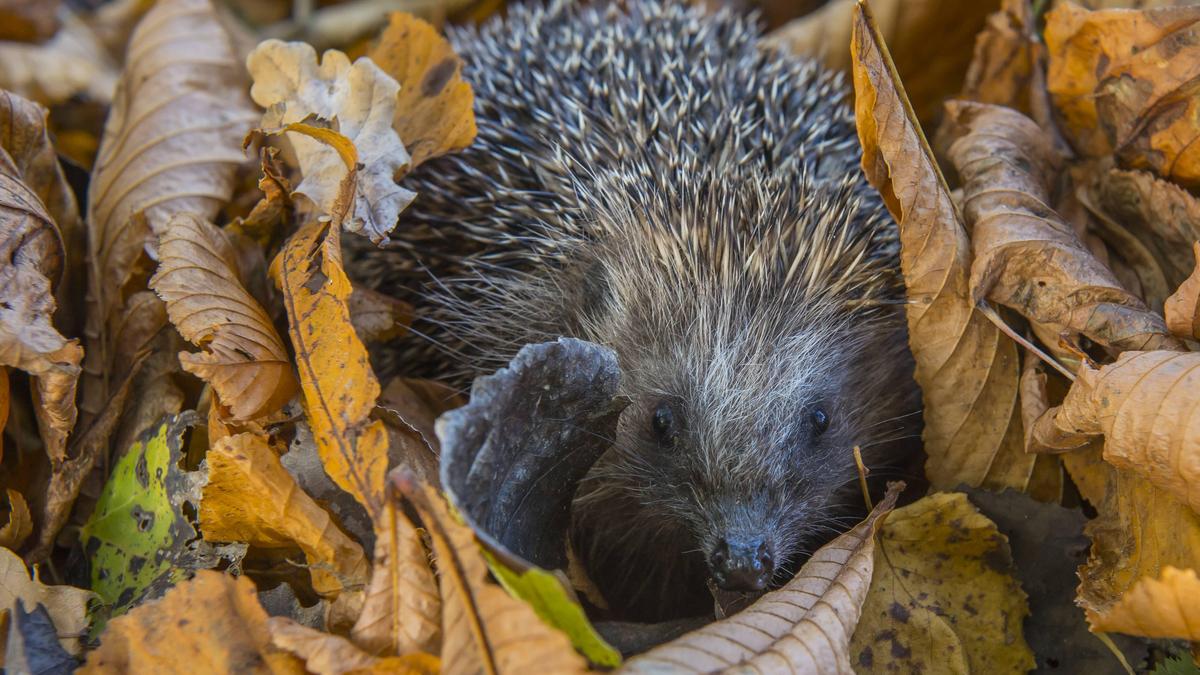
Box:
708, 535, 774, 592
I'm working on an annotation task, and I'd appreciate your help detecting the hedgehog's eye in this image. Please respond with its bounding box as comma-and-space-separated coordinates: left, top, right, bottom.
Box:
810, 407, 830, 436
652, 402, 677, 445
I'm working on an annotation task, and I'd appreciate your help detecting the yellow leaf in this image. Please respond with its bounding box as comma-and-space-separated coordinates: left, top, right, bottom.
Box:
199, 432, 369, 598
272, 220, 388, 519
79, 571, 305, 674
850, 1, 1026, 490
269, 616, 440, 675
0, 547, 92, 657
943, 101, 1182, 354
1164, 242, 1200, 339
350, 488, 440, 656
149, 213, 298, 421
622, 484, 901, 674
1092, 566, 1200, 639
849, 493, 1035, 673
369, 13, 477, 168
0, 490, 31, 550
398, 476, 588, 675
247, 39, 414, 243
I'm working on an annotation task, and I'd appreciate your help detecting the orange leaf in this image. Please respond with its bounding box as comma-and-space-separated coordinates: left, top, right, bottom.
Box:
1164, 242, 1200, 339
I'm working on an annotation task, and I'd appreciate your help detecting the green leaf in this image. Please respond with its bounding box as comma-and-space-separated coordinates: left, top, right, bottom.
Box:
483, 550, 621, 668
1154, 656, 1200, 675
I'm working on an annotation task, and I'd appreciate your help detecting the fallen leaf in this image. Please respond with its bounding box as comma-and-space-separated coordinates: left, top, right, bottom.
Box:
3, 599, 79, 675
80, 412, 236, 626
1164, 242, 1200, 339
851, 2, 1026, 490
0, 10, 118, 106
350, 485, 440, 657
199, 431, 370, 598
83, 0, 256, 426
396, 475, 588, 675
945, 101, 1183, 354
0, 90, 82, 469
848, 492, 1035, 673
0, 548, 92, 658
247, 39, 414, 243
0, 0, 61, 43
368, 12, 477, 168
1093, 567, 1200, 639
149, 213, 297, 421
1062, 447, 1200, 636
272, 220, 388, 519
960, 0, 1039, 114
1033, 351, 1200, 513
270, 616, 440, 675
0, 490, 31, 550
617, 485, 900, 673
78, 570, 304, 674
1045, 2, 1200, 161
348, 287, 413, 344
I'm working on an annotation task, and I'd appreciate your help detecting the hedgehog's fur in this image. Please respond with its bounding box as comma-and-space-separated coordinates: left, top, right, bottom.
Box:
350, 0, 922, 623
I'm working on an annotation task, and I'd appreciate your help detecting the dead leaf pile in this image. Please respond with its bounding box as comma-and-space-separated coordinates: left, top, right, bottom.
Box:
1, 0, 1199, 672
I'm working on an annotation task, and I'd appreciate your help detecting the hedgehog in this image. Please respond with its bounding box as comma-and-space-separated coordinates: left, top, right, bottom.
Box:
350, 0, 922, 623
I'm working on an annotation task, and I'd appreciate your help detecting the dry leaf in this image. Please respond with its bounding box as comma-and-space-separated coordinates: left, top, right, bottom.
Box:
272, 220, 388, 519
1164, 242, 1200, 339
149, 213, 297, 421
0, 490, 32, 550
397, 475, 588, 675
1045, 2, 1200, 160
1033, 351, 1200, 514
0, 90, 82, 467
1091, 566, 1200, 639
767, 0, 998, 124
0, 10, 118, 106
350, 488, 440, 657
270, 616, 440, 675
1061, 447, 1200, 635
199, 432, 369, 598
247, 39, 414, 243
79, 570, 304, 674
848, 493, 1035, 674
960, 0, 1040, 115
851, 2, 1026, 490
0, 0, 61, 43
368, 13, 477, 168
622, 484, 901, 674
945, 100, 1183, 354
83, 0, 256, 425
349, 287, 413, 344
0, 547, 91, 657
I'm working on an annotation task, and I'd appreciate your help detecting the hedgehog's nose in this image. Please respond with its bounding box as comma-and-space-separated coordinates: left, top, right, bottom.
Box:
709, 538, 773, 592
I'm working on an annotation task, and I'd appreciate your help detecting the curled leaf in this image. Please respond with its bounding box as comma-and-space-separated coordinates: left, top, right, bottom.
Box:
247, 40, 414, 243
1091, 566, 1200, 639
149, 213, 297, 421
623, 484, 901, 674
1164, 242, 1200, 340
851, 2, 1026, 490
945, 100, 1182, 354
0, 489, 32, 550
270, 616, 439, 675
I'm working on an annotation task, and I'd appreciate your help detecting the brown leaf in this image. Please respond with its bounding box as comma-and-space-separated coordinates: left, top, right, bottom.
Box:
1045, 2, 1200, 162
623, 484, 901, 674
397, 475, 588, 675
270, 617, 440, 675
272, 220, 389, 520
960, 0, 1039, 115
0, 490, 32, 550
350, 486, 440, 657
199, 432, 370, 598
1164, 242, 1200, 339
149, 213, 297, 421
83, 0, 256, 425
349, 287, 413, 344
1061, 447, 1200, 635
1033, 351, 1200, 514
767, 0, 999, 125
0, 90, 82, 469
944, 100, 1183, 354
78, 571, 304, 674
368, 12, 477, 168
850, 2, 1026, 490
0, 10, 117, 107
0, 546, 92, 657
0, 0, 61, 43
1091, 566, 1200, 639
